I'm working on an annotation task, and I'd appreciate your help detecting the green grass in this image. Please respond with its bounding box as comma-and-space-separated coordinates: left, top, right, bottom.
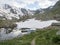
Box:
0, 28, 59, 45
36, 29, 60, 45
0, 32, 35, 45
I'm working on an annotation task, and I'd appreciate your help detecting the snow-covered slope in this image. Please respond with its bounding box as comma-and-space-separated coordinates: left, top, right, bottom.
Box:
16, 18, 58, 29
0, 4, 34, 20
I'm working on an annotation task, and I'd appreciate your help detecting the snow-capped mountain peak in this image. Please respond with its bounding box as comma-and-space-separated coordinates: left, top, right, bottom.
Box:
0, 4, 34, 20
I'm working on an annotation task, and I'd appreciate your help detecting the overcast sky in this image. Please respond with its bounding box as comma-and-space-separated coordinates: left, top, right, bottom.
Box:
0, 0, 59, 10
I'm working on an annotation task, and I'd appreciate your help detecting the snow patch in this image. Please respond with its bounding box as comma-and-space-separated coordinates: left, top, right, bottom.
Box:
16, 19, 58, 29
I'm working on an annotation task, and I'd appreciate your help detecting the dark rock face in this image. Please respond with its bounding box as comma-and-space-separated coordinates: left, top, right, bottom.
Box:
3, 4, 17, 14
35, 9, 41, 14
10, 9, 17, 14
4, 4, 11, 9
51, 23, 60, 26
21, 8, 28, 15
53, 14, 60, 21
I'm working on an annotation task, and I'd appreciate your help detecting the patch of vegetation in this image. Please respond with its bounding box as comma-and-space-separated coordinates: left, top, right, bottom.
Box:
0, 20, 17, 29
0, 28, 59, 45
36, 29, 60, 45
52, 35, 60, 44
18, 15, 33, 22
0, 31, 35, 45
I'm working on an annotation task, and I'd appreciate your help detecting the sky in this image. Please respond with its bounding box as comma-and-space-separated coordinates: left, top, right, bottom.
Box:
0, 0, 59, 10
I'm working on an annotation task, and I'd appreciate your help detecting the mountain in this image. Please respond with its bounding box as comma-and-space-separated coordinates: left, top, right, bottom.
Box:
34, 0, 60, 20
51, 0, 60, 14
0, 0, 60, 21
46, 0, 60, 21
0, 4, 35, 20
44, 0, 60, 15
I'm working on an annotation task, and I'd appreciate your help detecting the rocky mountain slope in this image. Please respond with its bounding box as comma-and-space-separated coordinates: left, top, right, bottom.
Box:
33, 0, 60, 21
0, 4, 35, 20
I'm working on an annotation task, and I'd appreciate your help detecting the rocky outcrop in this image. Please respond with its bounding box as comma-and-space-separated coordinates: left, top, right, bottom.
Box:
53, 14, 60, 21
0, 20, 17, 29
51, 23, 60, 26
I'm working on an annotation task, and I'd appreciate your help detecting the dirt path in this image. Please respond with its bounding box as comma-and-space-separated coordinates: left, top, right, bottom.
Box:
31, 30, 52, 45
31, 38, 36, 45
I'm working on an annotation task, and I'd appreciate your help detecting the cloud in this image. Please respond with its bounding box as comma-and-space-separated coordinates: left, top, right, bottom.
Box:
12, 2, 26, 8
0, 0, 59, 10
15, 0, 59, 9
38, 0, 53, 8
